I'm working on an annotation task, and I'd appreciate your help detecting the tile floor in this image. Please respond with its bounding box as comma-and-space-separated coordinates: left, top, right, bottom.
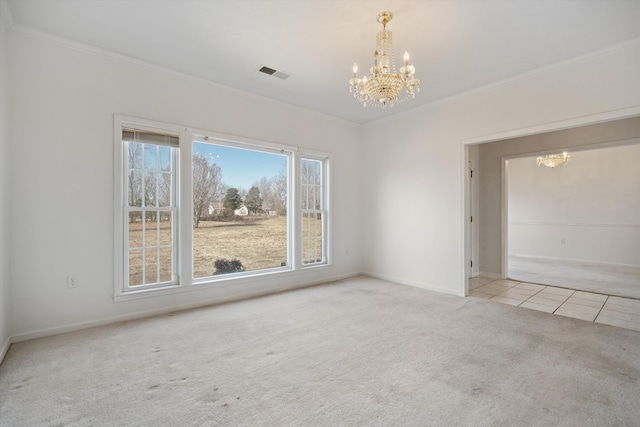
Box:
469, 277, 640, 332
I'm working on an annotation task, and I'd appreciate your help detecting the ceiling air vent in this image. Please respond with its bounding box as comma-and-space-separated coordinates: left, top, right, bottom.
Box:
259, 65, 291, 80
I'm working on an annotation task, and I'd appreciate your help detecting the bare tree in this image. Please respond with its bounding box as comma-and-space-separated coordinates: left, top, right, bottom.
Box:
254, 176, 275, 212
193, 154, 223, 228
301, 159, 321, 210
158, 172, 172, 208
127, 142, 143, 222
273, 168, 288, 215
144, 172, 158, 221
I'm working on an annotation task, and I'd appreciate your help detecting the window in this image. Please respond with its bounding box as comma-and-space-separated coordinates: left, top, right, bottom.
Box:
301, 158, 327, 265
115, 115, 329, 299
121, 127, 178, 290
192, 138, 289, 279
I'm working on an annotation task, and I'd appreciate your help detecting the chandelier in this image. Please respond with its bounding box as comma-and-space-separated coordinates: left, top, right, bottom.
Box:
349, 12, 419, 108
536, 152, 570, 168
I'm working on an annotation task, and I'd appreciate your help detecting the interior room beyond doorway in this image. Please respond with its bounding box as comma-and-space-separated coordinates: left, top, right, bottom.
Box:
469, 115, 640, 300
506, 143, 640, 299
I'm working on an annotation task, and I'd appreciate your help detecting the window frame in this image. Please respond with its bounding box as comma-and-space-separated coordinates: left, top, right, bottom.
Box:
114, 115, 331, 301
123, 140, 179, 290
300, 156, 329, 267
114, 116, 186, 299
191, 134, 293, 282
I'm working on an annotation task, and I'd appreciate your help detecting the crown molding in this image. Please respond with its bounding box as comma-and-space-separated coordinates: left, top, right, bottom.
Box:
366, 37, 640, 128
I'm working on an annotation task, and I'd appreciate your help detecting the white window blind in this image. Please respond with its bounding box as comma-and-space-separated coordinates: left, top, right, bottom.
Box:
122, 127, 179, 147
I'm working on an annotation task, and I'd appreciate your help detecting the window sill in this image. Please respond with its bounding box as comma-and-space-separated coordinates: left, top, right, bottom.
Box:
113, 264, 329, 303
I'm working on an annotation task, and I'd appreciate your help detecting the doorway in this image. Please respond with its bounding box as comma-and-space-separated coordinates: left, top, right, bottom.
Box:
466, 115, 640, 298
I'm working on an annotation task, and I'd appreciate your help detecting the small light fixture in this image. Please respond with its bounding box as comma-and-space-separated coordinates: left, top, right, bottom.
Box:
536, 152, 570, 168
349, 11, 419, 108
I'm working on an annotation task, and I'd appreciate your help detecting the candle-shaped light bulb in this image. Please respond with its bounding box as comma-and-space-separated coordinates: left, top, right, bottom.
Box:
404, 51, 410, 65
352, 63, 358, 77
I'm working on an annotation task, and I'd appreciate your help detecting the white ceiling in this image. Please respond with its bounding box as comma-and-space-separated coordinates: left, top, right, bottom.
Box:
3, 0, 640, 124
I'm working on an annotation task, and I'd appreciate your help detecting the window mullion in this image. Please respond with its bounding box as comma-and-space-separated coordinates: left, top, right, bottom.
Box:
141, 217, 146, 285
155, 218, 160, 284
292, 151, 302, 269
322, 208, 327, 263
123, 209, 130, 290
179, 128, 192, 285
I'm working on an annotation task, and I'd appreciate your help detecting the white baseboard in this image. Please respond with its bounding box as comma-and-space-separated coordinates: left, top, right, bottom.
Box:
509, 254, 640, 269
477, 271, 502, 279
364, 272, 464, 297
11, 272, 364, 343
0, 335, 10, 366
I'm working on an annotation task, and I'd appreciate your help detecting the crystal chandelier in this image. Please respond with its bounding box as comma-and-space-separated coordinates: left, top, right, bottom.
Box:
536, 152, 570, 168
349, 12, 419, 108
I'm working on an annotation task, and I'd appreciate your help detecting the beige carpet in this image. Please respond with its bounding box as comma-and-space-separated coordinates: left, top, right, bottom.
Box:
1, 276, 639, 426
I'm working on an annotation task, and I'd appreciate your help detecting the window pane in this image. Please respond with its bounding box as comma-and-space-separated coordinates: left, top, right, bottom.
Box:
128, 249, 143, 286
158, 172, 171, 207
145, 172, 157, 207
144, 144, 157, 169
301, 159, 322, 209
159, 248, 173, 282
128, 171, 143, 207
145, 248, 158, 284
145, 218, 158, 247
312, 185, 317, 210
158, 146, 171, 171
192, 141, 289, 278
129, 142, 142, 169
128, 216, 143, 248
302, 212, 323, 264
159, 212, 172, 245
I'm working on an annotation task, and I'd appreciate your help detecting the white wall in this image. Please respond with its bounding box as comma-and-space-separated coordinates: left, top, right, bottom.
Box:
7, 30, 363, 340
5, 27, 640, 340
508, 144, 640, 266
0, 13, 11, 360
362, 39, 640, 296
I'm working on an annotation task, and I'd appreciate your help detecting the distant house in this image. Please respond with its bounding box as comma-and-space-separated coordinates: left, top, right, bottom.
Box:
207, 200, 224, 216
234, 205, 249, 216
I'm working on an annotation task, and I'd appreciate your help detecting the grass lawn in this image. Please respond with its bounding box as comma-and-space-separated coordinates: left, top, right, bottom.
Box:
128, 214, 322, 285
128, 216, 287, 284
193, 216, 288, 278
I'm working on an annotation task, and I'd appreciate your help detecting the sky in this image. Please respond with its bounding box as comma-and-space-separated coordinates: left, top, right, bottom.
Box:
193, 142, 287, 191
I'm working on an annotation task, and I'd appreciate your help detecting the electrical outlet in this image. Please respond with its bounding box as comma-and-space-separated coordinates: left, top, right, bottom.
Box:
67, 275, 78, 289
